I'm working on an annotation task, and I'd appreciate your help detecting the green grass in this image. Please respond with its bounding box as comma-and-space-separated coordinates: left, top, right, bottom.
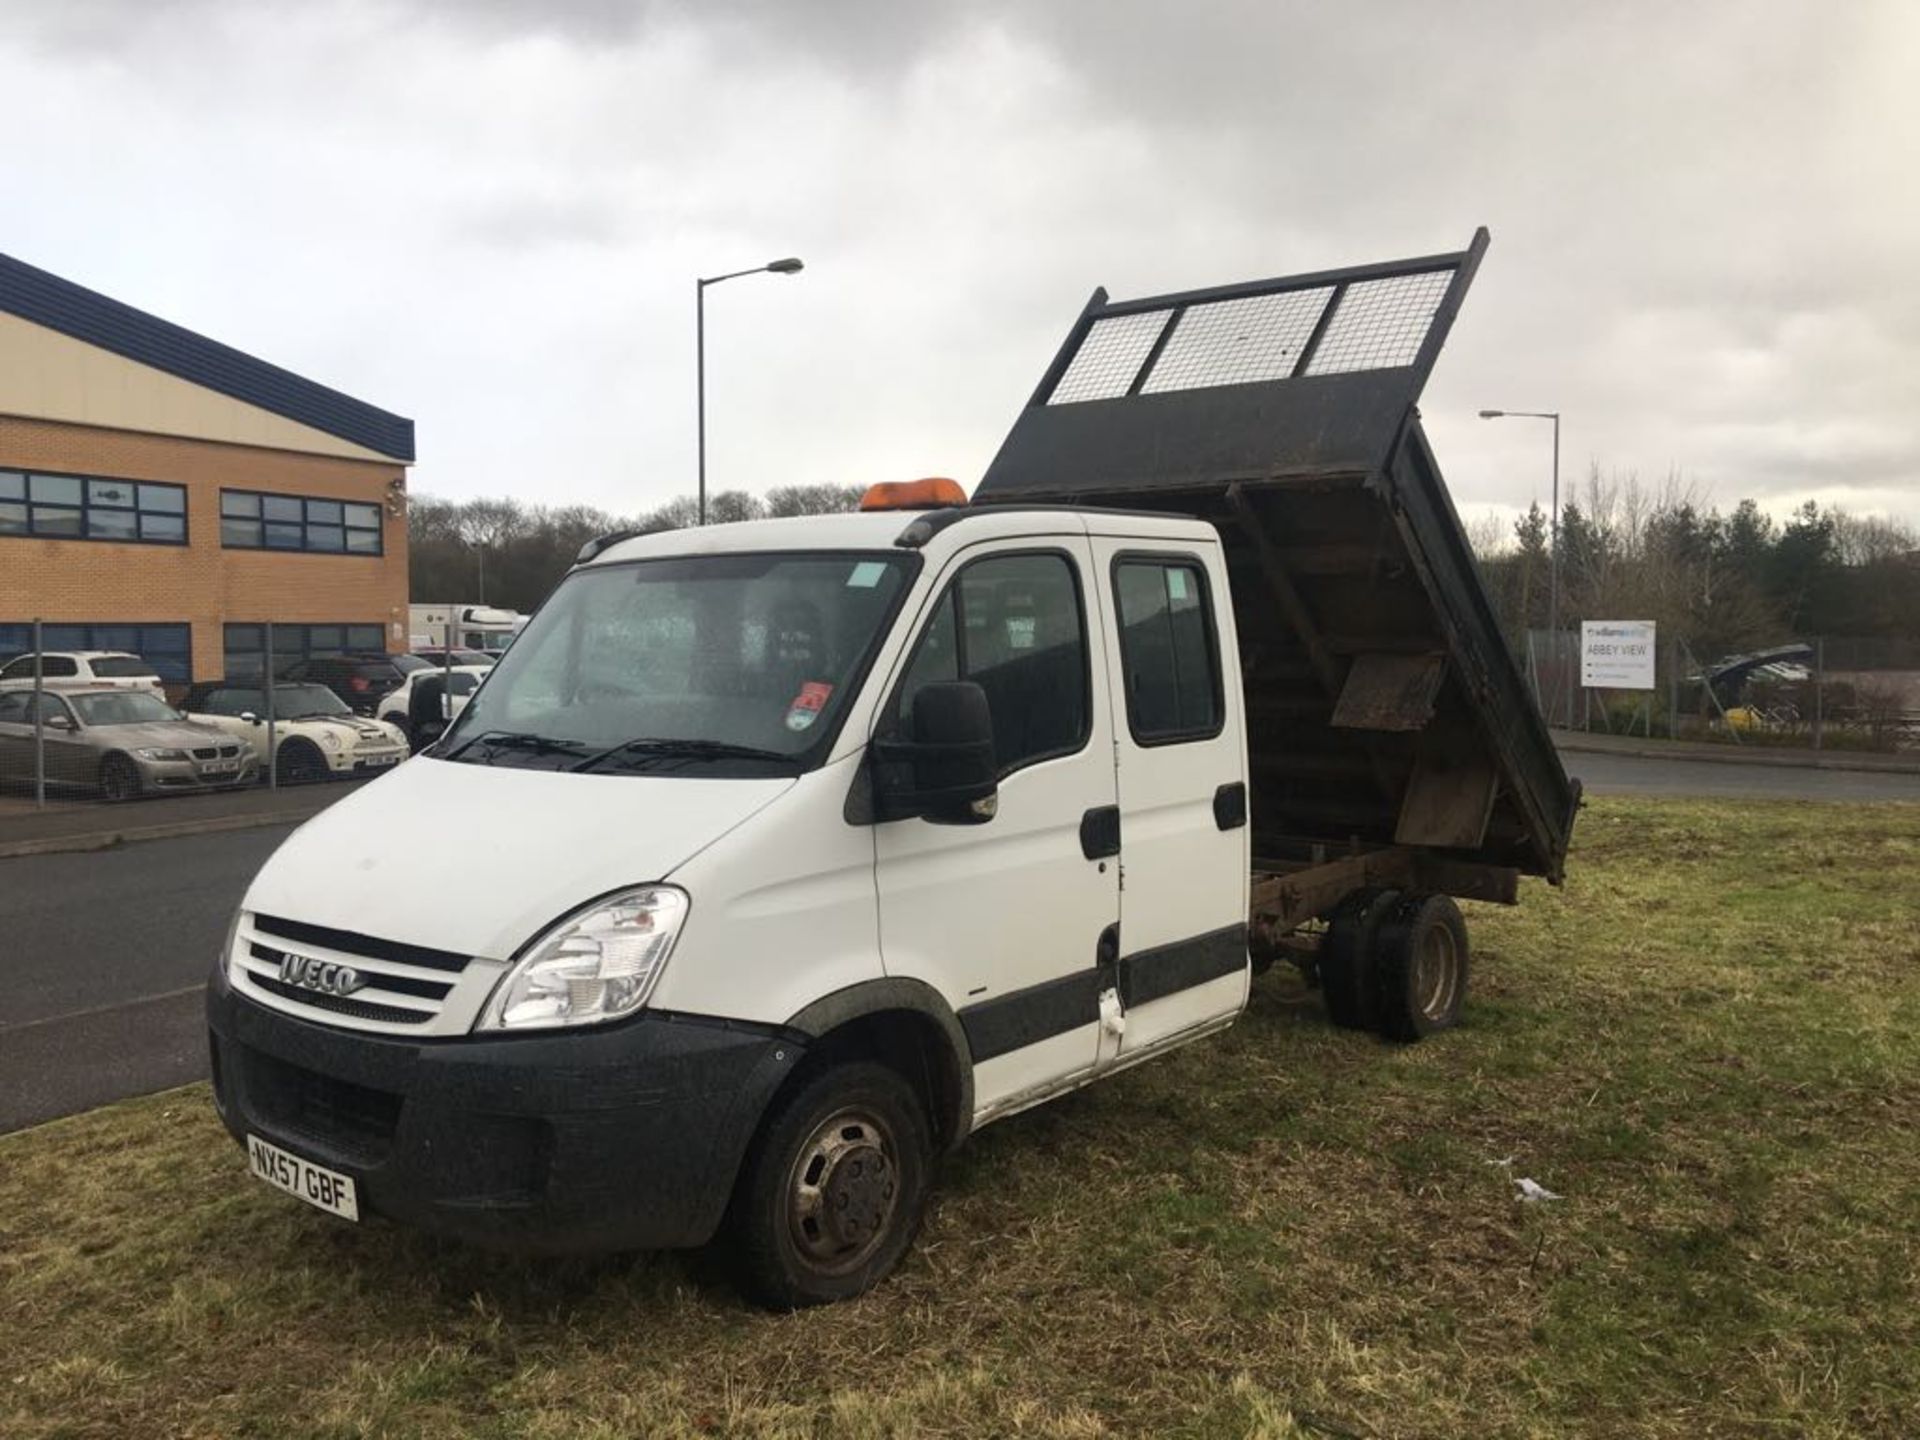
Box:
4, 796, 1919, 1438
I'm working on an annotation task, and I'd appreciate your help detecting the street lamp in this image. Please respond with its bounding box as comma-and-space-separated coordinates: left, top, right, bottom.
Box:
697, 256, 804, 525
1479, 408, 1561, 638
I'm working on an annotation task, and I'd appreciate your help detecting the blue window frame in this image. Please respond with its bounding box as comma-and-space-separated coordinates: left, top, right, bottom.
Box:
0, 469, 188, 545
220, 490, 383, 555
0, 622, 192, 683
223, 622, 387, 677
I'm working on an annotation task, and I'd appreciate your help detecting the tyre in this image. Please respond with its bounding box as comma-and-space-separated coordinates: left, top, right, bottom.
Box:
1371, 893, 1470, 1042
278, 739, 328, 785
726, 1060, 932, 1309
1318, 887, 1402, 1031
98, 752, 142, 803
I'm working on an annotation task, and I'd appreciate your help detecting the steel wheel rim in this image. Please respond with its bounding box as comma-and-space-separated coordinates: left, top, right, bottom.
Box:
1414, 924, 1459, 1021
784, 1107, 899, 1275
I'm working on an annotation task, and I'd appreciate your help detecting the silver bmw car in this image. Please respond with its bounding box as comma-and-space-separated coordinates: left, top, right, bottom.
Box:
0, 685, 259, 800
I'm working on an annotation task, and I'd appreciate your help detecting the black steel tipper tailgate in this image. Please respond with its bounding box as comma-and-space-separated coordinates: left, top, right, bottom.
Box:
974, 229, 1578, 882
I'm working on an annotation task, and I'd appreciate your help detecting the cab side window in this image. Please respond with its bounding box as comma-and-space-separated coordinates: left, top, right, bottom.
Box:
1114, 558, 1222, 743
0, 692, 27, 723
891, 552, 1089, 776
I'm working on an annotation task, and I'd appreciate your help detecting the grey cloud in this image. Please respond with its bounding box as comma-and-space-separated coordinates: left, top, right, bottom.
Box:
2, 0, 1914, 528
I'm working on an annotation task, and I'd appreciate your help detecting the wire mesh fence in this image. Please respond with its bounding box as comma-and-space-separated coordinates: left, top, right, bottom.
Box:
0, 617, 473, 809
1522, 628, 1920, 751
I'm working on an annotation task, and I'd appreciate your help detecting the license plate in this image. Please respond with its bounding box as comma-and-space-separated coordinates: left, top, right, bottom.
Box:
246, 1134, 359, 1221
201, 760, 240, 775
362, 753, 399, 768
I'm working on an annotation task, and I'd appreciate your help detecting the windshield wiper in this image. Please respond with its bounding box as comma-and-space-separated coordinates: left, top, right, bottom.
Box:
440, 730, 587, 762
571, 737, 796, 775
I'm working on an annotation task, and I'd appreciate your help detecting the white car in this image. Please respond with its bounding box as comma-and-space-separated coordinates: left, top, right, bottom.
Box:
0, 650, 164, 694
377, 665, 490, 745
182, 680, 409, 783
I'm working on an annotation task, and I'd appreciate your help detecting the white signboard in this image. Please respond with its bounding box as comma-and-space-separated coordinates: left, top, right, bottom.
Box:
1581, 620, 1657, 690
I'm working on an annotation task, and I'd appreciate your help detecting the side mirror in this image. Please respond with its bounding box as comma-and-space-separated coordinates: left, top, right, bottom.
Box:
239, 712, 259, 725
409, 674, 450, 744
872, 681, 998, 824
45, 715, 76, 732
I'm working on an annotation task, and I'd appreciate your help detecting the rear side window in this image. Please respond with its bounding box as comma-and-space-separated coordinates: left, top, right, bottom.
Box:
891, 551, 1089, 776
1113, 558, 1223, 743
90, 656, 155, 677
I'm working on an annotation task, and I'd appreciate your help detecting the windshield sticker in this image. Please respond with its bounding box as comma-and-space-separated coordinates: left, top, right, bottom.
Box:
784, 681, 834, 732
1167, 568, 1190, 601
846, 561, 888, 589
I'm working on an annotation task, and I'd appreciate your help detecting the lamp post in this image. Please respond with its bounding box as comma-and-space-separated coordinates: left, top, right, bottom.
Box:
1479, 408, 1562, 638
697, 256, 804, 525
466, 538, 486, 604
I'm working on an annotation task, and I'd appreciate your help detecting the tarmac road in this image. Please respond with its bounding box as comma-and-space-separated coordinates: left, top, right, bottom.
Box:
2, 750, 1915, 1136
0, 824, 294, 1134
1566, 751, 1920, 803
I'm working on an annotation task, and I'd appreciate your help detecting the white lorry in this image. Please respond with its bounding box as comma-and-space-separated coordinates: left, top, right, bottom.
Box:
407, 603, 525, 657
207, 233, 1578, 1306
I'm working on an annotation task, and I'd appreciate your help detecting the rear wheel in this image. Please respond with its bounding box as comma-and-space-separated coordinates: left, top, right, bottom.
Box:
1318, 887, 1401, 1031
278, 739, 328, 785
726, 1061, 931, 1309
1372, 893, 1470, 1041
98, 752, 142, 803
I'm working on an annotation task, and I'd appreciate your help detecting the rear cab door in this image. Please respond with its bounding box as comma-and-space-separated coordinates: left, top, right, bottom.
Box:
1088, 522, 1251, 1054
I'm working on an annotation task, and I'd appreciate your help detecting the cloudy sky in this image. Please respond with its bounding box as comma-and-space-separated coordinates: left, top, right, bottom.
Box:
5, 0, 1916, 534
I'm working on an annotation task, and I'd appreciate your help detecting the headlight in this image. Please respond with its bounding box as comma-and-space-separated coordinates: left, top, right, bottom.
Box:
476, 887, 689, 1032
320, 732, 342, 750
134, 747, 190, 761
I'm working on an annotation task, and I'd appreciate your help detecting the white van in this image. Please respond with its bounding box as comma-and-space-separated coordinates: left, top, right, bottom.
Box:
207, 238, 1577, 1306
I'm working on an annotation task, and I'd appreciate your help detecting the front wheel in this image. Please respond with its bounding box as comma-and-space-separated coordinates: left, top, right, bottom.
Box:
278, 739, 328, 785
726, 1061, 931, 1309
99, 752, 142, 803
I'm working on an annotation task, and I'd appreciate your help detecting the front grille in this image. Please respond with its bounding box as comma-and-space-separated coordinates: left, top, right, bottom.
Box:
232, 912, 481, 1035
242, 1046, 403, 1164
254, 913, 471, 973
192, 747, 217, 760
250, 973, 433, 1025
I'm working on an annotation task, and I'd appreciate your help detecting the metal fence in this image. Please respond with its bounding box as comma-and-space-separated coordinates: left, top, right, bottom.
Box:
0, 616, 470, 809
1522, 628, 1919, 751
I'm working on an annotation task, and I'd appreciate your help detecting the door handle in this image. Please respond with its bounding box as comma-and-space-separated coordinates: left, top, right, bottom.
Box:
1212, 781, 1247, 831
1079, 804, 1121, 859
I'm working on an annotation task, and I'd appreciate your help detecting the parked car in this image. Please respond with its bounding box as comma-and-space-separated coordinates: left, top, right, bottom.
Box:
410, 647, 495, 669
182, 681, 409, 783
0, 651, 164, 695
376, 665, 489, 745
0, 686, 256, 799
279, 653, 414, 716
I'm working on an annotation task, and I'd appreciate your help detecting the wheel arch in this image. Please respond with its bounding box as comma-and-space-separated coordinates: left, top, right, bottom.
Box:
784, 978, 974, 1152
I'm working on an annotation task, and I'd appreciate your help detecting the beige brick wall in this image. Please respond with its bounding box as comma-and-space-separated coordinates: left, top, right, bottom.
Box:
0, 415, 410, 681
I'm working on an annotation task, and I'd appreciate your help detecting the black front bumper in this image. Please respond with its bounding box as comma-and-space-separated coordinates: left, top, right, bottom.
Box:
206, 964, 801, 1254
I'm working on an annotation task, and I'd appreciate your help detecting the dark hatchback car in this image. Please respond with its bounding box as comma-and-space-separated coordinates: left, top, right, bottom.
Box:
280, 653, 418, 716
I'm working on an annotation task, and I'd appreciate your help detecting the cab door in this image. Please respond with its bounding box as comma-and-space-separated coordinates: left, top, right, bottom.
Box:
871, 538, 1121, 1123
1088, 539, 1250, 1055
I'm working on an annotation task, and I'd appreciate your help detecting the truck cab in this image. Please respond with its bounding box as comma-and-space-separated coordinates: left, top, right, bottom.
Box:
209, 492, 1255, 1304
208, 232, 1577, 1306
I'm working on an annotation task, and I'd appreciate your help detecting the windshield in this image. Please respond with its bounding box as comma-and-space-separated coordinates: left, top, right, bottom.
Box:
439, 552, 914, 770
231, 684, 349, 717
72, 692, 182, 726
